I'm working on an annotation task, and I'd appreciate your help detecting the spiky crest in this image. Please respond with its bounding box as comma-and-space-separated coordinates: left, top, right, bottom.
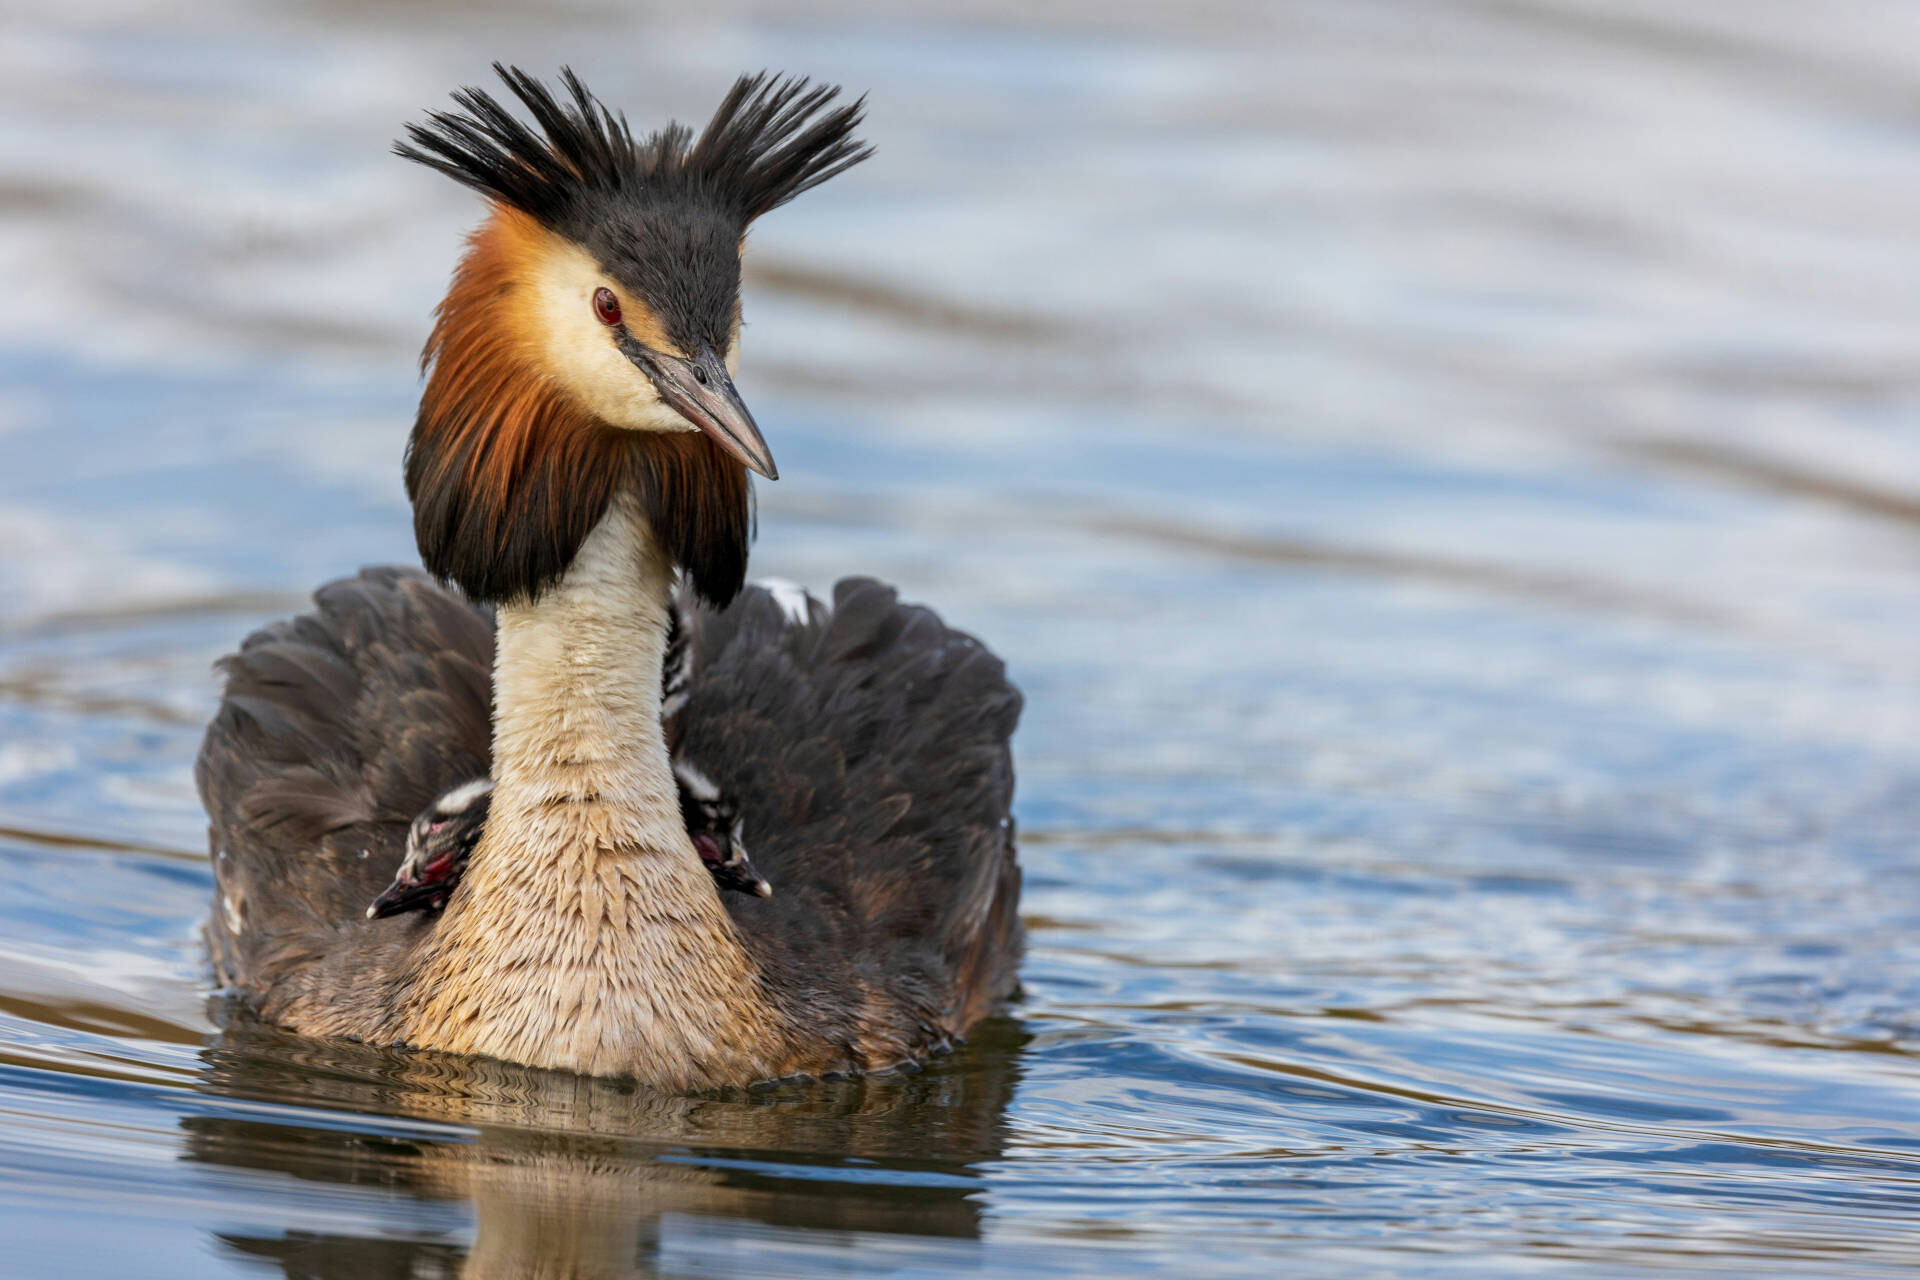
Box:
396, 65, 871, 234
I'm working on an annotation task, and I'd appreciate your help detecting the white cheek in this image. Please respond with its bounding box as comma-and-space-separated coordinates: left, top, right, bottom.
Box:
623, 397, 699, 433
527, 244, 694, 434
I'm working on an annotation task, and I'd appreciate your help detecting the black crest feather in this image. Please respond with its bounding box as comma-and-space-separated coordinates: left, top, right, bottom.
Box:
396, 64, 872, 233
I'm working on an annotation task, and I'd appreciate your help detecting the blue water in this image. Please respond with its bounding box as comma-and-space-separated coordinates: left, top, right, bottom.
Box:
4, 2, 1920, 1275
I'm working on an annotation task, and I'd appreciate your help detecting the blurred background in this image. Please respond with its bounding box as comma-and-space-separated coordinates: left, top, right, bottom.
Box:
4, 1, 1920, 1276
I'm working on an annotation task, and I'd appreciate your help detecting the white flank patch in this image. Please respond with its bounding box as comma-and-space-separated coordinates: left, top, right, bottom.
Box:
758, 577, 812, 626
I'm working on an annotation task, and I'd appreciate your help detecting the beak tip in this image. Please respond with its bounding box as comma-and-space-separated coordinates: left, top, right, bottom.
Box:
644, 345, 778, 480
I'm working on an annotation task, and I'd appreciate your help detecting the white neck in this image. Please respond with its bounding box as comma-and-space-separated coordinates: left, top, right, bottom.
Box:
400, 491, 789, 1087
489, 490, 685, 854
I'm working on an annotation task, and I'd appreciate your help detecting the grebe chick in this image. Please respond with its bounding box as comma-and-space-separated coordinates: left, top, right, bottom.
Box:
367, 777, 493, 918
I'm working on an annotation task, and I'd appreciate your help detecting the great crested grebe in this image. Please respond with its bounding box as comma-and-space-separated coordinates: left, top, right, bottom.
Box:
195, 67, 1024, 1091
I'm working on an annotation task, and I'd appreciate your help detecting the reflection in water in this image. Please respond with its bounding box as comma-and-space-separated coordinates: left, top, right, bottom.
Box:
185, 1002, 1025, 1278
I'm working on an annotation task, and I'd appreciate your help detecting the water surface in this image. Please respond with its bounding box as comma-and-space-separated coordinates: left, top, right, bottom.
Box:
4, 1, 1920, 1275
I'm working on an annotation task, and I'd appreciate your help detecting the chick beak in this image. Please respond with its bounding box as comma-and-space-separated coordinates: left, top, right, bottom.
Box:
654, 342, 778, 480
692, 828, 773, 899
366, 877, 443, 919
714, 845, 774, 899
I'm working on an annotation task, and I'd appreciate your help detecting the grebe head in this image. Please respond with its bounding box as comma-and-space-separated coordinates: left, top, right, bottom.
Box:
673, 760, 771, 899
368, 778, 494, 919
396, 67, 870, 607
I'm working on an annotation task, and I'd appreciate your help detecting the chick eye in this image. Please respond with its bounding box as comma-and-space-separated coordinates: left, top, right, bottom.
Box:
592, 287, 622, 326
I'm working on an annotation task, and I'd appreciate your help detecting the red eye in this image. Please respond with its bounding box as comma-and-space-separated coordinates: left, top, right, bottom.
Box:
592, 287, 622, 326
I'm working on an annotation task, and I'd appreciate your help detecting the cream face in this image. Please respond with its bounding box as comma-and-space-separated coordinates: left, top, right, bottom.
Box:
517, 234, 690, 433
